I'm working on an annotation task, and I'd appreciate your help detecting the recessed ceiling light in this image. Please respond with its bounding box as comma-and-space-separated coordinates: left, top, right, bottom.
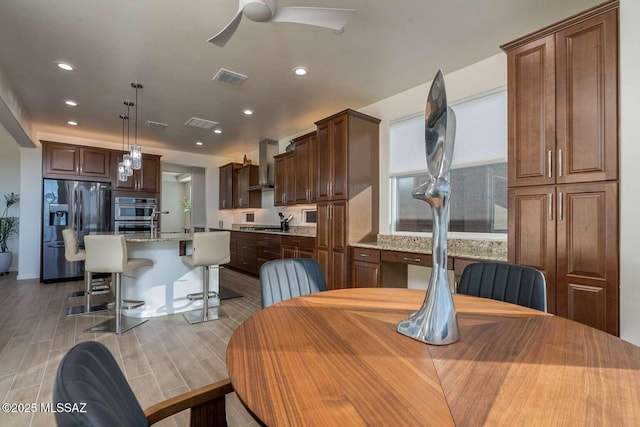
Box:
56, 62, 75, 71
64, 100, 77, 107
243, 109, 253, 116
213, 129, 222, 134
195, 141, 204, 146
67, 121, 78, 126
293, 67, 308, 76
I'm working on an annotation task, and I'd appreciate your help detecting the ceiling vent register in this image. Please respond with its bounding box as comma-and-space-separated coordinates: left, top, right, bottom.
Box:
213, 68, 248, 87
145, 120, 168, 129
184, 117, 219, 130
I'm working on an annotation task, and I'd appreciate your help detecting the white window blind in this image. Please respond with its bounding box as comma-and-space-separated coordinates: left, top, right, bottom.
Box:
389, 90, 507, 175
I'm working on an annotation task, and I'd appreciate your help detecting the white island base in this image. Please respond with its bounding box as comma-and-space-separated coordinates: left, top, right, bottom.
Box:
120, 238, 220, 318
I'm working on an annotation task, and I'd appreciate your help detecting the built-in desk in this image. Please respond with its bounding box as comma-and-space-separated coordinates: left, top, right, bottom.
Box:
350, 235, 507, 289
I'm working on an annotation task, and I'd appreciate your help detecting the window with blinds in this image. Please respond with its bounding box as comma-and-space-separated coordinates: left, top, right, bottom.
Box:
390, 89, 507, 234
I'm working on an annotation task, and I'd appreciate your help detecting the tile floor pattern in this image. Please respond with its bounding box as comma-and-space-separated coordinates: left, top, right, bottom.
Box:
0, 268, 262, 427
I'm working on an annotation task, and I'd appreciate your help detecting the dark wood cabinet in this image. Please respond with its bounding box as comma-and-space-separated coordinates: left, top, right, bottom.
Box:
508, 186, 558, 313
317, 200, 347, 289
274, 152, 295, 206
233, 232, 258, 275
256, 233, 282, 271
281, 235, 315, 260
505, 6, 617, 188
503, 2, 619, 335
219, 163, 241, 210
556, 182, 618, 334
293, 132, 317, 204
235, 165, 261, 209
315, 110, 380, 289
509, 182, 618, 334
113, 152, 161, 193
317, 114, 348, 201
43, 141, 111, 181
351, 247, 381, 288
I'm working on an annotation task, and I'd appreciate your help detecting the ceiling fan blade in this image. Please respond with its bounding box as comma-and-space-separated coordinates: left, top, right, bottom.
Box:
208, 6, 244, 47
271, 7, 355, 32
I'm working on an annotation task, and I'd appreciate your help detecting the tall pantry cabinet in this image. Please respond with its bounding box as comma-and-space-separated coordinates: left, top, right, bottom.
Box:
502, 2, 619, 335
315, 110, 380, 290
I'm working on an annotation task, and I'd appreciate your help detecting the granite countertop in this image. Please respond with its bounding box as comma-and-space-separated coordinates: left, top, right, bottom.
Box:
228, 224, 316, 238
125, 232, 193, 242
351, 234, 507, 262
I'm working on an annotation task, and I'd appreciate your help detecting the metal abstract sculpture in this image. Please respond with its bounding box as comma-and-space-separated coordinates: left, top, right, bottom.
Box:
396, 70, 459, 345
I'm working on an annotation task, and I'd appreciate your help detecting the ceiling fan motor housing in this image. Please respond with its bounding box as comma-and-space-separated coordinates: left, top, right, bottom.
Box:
243, 0, 275, 22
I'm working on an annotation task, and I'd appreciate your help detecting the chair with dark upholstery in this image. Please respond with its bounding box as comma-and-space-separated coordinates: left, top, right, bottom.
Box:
260, 258, 327, 308
457, 262, 547, 312
53, 341, 233, 427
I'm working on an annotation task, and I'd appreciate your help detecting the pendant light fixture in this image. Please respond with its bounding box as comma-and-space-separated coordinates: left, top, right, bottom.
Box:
123, 100, 134, 176
118, 114, 129, 182
130, 82, 143, 170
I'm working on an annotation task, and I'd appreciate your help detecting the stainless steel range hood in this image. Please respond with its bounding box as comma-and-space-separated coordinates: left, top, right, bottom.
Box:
248, 139, 278, 191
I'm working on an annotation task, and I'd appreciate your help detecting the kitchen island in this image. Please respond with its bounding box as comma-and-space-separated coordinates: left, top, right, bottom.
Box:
120, 232, 220, 318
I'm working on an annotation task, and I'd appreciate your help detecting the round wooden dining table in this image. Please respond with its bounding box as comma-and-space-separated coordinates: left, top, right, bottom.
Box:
226, 288, 640, 426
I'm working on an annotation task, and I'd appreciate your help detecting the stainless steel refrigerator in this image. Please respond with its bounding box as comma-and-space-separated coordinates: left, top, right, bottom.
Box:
41, 179, 111, 283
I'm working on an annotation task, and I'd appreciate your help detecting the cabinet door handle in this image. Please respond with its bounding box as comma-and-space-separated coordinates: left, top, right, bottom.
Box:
293, 239, 301, 243
558, 192, 564, 221
403, 257, 421, 263
558, 149, 563, 177
548, 193, 553, 220
359, 253, 370, 257
326, 183, 330, 196
547, 150, 553, 178
329, 182, 333, 196
328, 204, 332, 220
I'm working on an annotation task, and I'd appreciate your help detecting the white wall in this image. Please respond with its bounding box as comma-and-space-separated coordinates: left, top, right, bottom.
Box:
0, 124, 21, 271
17, 147, 42, 279
160, 179, 188, 232
619, 0, 640, 346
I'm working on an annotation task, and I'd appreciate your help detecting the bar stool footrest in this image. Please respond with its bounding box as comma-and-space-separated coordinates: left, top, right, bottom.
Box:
86, 317, 148, 334
183, 307, 226, 324
66, 303, 110, 316
186, 291, 218, 301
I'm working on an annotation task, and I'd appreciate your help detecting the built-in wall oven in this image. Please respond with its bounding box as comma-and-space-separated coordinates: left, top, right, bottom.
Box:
114, 196, 157, 235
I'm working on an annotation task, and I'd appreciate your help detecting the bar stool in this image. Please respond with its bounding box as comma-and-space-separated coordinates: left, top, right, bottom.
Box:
182, 231, 230, 324
84, 234, 153, 334
62, 229, 109, 316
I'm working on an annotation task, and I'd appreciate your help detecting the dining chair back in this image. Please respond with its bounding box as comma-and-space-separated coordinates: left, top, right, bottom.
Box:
260, 258, 327, 308
54, 341, 233, 427
457, 262, 547, 312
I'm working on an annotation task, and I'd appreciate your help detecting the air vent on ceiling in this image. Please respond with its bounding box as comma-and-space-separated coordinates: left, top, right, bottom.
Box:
145, 120, 168, 129
213, 68, 248, 87
185, 117, 219, 130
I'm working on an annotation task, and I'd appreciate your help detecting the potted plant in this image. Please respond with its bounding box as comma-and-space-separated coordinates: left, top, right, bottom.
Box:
0, 192, 20, 275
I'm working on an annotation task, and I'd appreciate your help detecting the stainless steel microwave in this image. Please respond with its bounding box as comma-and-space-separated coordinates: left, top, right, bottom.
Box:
114, 197, 157, 221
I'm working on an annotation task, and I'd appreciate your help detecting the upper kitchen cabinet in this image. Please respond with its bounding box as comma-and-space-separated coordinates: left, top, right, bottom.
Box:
42, 141, 111, 181
113, 152, 161, 193
293, 131, 317, 204
315, 110, 380, 202
502, 3, 618, 188
235, 164, 261, 209
274, 152, 295, 206
219, 162, 241, 210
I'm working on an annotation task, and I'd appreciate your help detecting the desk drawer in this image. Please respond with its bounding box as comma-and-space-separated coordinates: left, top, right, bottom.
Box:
351, 247, 380, 263
282, 235, 315, 248
381, 250, 430, 267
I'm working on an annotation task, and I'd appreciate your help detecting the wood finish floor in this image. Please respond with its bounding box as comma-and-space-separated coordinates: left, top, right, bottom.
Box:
0, 268, 262, 427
